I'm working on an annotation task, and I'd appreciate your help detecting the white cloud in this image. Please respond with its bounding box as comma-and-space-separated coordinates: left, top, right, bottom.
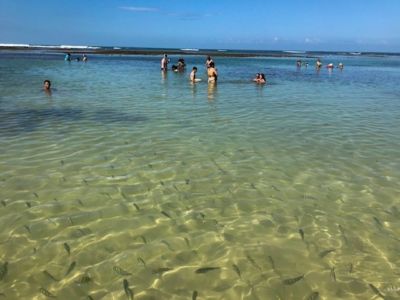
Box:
119, 6, 159, 12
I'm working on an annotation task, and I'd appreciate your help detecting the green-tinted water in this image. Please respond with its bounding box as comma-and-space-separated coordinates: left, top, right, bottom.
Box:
0, 53, 400, 299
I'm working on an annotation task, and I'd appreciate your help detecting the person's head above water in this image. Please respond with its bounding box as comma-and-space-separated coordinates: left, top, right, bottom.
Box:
43, 79, 51, 90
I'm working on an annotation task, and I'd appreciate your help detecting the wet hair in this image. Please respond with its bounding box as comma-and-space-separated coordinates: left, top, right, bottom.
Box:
43, 79, 51, 86
260, 73, 266, 80
209, 62, 215, 68
193, 67, 197, 70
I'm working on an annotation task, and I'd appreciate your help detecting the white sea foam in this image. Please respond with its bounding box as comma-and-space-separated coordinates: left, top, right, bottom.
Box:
284, 50, 306, 54
32, 45, 59, 48
0, 43, 30, 47
59, 45, 100, 49
181, 48, 199, 51
0, 43, 101, 50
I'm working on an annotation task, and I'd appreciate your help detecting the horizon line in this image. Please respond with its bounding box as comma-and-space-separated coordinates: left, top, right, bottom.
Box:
0, 43, 399, 55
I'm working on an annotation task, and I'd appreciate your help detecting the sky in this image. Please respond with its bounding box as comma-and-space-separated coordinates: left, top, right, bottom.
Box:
0, 0, 399, 52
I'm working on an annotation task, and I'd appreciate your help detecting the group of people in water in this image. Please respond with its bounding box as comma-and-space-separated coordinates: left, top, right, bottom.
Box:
188, 60, 218, 83
161, 54, 344, 86
162, 54, 265, 85
253, 73, 266, 84
45, 53, 344, 95
42, 53, 88, 94
64, 52, 88, 62
298, 58, 344, 70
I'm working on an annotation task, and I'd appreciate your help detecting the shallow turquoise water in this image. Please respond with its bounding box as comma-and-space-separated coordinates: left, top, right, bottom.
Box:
0, 52, 400, 299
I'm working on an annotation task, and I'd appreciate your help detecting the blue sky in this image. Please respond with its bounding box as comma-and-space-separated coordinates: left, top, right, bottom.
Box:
1, 0, 399, 51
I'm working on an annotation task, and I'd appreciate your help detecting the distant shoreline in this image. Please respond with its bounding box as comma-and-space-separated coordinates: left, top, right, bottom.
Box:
0, 46, 298, 58
0, 46, 398, 58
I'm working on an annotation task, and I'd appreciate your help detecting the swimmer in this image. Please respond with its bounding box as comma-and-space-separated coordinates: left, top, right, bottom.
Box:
190, 67, 201, 82
253, 73, 266, 84
82, 54, 88, 62
338, 62, 344, 70
207, 62, 218, 83
327, 63, 334, 69
43, 79, 52, 95
43, 79, 51, 91
258, 73, 266, 84
253, 73, 261, 82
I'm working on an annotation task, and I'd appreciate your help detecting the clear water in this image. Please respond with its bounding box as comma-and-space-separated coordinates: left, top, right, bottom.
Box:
0, 52, 400, 299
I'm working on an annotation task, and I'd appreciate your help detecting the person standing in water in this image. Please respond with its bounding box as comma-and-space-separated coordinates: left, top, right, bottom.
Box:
64, 52, 71, 61
207, 62, 218, 83
161, 54, 169, 71
316, 58, 322, 70
205, 56, 213, 68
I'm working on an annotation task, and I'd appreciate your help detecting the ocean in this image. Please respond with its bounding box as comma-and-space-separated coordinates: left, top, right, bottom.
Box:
0, 50, 400, 299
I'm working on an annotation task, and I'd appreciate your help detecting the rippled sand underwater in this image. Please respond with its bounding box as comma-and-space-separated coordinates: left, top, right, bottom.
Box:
0, 53, 400, 299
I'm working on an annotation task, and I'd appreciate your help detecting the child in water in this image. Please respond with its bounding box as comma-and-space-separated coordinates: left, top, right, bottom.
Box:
190, 67, 201, 82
